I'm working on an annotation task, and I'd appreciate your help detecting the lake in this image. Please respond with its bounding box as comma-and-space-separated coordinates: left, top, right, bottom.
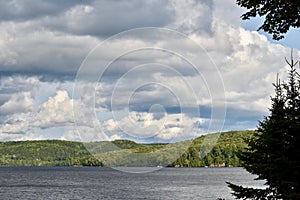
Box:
0, 167, 265, 200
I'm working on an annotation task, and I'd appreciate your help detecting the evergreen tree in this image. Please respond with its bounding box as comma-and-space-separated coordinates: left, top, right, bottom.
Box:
227, 53, 300, 199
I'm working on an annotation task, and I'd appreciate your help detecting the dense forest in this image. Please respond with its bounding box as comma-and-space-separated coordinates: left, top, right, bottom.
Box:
0, 130, 254, 167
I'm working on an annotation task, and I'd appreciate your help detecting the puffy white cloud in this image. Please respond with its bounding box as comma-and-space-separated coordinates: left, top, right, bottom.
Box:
32, 90, 74, 128
0, 86, 206, 142
0, 92, 33, 115
0, 76, 40, 115
0, 89, 74, 140
103, 112, 206, 142
0, 84, 109, 141
0, 112, 30, 135
190, 21, 298, 114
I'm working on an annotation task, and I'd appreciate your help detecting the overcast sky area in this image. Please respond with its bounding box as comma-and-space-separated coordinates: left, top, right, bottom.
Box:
0, 0, 299, 142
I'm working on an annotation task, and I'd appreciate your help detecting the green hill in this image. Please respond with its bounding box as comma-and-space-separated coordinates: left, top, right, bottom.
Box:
0, 140, 99, 166
0, 130, 254, 167
171, 130, 254, 167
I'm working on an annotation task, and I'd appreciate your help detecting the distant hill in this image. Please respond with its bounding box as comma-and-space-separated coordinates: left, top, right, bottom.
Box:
0, 130, 254, 167
171, 130, 254, 167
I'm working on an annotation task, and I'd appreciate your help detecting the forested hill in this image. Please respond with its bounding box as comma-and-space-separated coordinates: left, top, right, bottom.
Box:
0, 130, 254, 167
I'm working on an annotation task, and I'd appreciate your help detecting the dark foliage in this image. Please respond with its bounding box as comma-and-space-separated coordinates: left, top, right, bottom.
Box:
0, 131, 252, 167
170, 130, 254, 167
236, 0, 300, 40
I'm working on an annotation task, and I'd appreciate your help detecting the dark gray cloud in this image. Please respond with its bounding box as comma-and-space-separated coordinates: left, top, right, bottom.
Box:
0, 0, 216, 81
223, 107, 265, 131
46, 0, 174, 37
0, 0, 92, 21
0, 0, 177, 81
0, 28, 97, 81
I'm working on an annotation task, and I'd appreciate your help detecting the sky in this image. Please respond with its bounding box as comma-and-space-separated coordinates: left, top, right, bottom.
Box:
0, 0, 299, 143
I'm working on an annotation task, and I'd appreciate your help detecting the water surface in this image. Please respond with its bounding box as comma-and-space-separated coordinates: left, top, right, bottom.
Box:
0, 167, 264, 200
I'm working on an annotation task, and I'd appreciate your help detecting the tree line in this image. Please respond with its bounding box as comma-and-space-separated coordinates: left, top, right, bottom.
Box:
0, 130, 253, 167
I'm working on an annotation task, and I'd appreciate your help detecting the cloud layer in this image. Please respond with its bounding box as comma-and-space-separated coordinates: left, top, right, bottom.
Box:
0, 0, 299, 142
